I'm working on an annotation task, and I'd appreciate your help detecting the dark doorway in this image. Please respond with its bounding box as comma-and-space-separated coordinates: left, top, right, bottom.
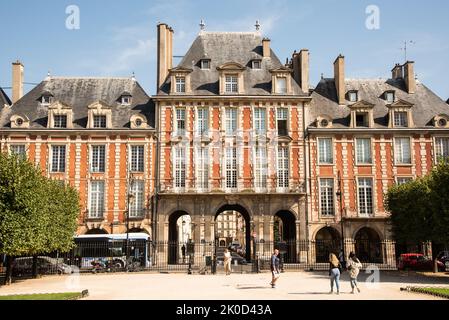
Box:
85, 229, 108, 235
168, 211, 191, 265
215, 205, 251, 262
274, 211, 297, 263
354, 227, 382, 263
315, 227, 341, 263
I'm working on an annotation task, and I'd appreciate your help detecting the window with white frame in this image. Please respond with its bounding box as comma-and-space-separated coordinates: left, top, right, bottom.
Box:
225, 108, 237, 135
196, 147, 209, 191
91, 145, 106, 173
318, 138, 333, 164
252, 60, 261, 69
320, 178, 335, 216
254, 108, 266, 135
10, 145, 26, 158
396, 177, 413, 185
175, 108, 186, 136
174, 146, 186, 189
394, 111, 408, 127
197, 108, 209, 136
435, 137, 449, 160
225, 147, 237, 189
201, 60, 210, 70
225, 75, 238, 93
121, 96, 131, 106
175, 77, 186, 93
41, 95, 51, 105
54, 115, 67, 128
89, 180, 105, 218
386, 91, 395, 103
129, 180, 144, 218
93, 115, 107, 128
277, 146, 289, 189
276, 77, 287, 94
348, 91, 358, 102
51, 145, 66, 173
277, 108, 288, 136
358, 178, 373, 216
395, 137, 411, 164
356, 138, 372, 164
130, 145, 145, 172
254, 145, 267, 190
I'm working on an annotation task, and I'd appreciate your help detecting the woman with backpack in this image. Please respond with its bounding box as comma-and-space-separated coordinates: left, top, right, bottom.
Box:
347, 252, 363, 294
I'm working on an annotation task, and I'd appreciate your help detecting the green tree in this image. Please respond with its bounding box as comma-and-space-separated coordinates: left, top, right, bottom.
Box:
0, 152, 79, 285
428, 161, 449, 247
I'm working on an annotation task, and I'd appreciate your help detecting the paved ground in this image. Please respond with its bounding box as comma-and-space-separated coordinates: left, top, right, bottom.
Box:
1, 271, 448, 300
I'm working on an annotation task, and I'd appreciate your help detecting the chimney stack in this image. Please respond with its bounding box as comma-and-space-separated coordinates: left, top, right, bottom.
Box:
292, 49, 310, 94
262, 38, 271, 58
391, 63, 403, 79
333, 55, 345, 105
12, 60, 24, 104
403, 61, 416, 94
157, 23, 174, 91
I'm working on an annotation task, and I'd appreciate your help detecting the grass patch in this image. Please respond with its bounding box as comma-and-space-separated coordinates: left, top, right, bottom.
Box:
0, 292, 84, 300
407, 287, 449, 299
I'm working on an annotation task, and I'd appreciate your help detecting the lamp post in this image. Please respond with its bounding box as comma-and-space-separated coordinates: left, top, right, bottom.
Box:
336, 170, 346, 267
126, 183, 136, 272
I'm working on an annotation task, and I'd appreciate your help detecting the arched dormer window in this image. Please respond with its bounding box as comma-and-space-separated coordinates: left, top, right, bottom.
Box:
387, 99, 414, 128
217, 62, 246, 95
349, 100, 375, 128
434, 114, 449, 128
10, 114, 30, 128
130, 114, 148, 129
316, 115, 333, 128
47, 101, 73, 129
88, 101, 112, 129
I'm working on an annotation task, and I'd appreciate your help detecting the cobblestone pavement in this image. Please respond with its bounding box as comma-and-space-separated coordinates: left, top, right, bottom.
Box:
1, 271, 448, 300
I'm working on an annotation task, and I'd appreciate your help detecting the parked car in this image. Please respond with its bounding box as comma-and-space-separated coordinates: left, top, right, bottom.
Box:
228, 242, 246, 258
12, 256, 73, 276
436, 251, 449, 271
398, 253, 445, 271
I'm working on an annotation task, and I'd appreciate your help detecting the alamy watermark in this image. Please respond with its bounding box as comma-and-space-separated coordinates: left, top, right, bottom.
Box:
66, 5, 80, 30
365, 5, 380, 30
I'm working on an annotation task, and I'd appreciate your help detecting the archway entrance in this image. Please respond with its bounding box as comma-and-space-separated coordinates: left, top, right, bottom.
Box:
315, 227, 341, 263
355, 227, 382, 263
274, 211, 297, 263
215, 205, 251, 262
85, 228, 108, 235
168, 211, 192, 264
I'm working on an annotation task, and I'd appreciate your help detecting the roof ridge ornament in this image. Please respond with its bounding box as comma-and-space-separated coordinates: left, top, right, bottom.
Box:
199, 19, 206, 31
255, 20, 261, 31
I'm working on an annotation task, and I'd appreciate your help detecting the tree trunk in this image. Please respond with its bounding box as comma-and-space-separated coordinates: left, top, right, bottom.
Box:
5, 256, 14, 286
32, 255, 38, 278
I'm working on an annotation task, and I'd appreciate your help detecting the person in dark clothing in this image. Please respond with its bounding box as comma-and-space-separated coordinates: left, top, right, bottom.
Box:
270, 249, 280, 288
181, 245, 186, 263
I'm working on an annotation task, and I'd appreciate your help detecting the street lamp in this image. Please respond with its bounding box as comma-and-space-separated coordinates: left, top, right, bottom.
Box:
126, 187, 136, 271
336, 170, 346, 267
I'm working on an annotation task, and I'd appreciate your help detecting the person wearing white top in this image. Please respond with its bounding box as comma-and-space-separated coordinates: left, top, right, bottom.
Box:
224, 249, 232, 275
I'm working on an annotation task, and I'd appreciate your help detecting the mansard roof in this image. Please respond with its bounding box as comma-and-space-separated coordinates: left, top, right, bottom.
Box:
0, 77, 154, 130
158, 32, 306, 96
309, 77, 449, 128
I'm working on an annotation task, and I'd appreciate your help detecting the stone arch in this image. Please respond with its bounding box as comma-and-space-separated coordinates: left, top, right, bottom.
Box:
168, 210, 191, 264
274, 210, 297, 263
314, 226, 342, 263
84, 228, 109, 235
354, 227, 382, 263
352, 224, 384, 240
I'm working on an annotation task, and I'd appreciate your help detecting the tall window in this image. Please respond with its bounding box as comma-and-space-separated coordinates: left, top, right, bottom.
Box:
51, 145, 66, 173
386, 92, 395, 103
93, 115, 107, 128
277, 146, 289, 189
276, 77, 287, 94
395, 137, 411, 164
356, 138, 372, 164
355, 113, 369, 127
394, 112, 408, 127
358, 178, 373, 216
129, 180, 144, 218
320, 178, 334, 216
225, 75, 238, 93
174, 146, 186, 190
318, 138, 333, 164
197, 108, 209, 135
254, 108, 266, 135
176, 77, 186, 93
91, 145, 106, 173
10, 145, 26, 158
435, 137, 449, 160
277, 108, 288, 136
225, 147, 237, 189
131, 145, 145, 172
254, 146, 267, 190
349, 91, 358, 102
175, 108, 186, 136
225, 108, 237, 135
89, 181, 105, 218
196, 147, 209, 191
54, 115, 67, 128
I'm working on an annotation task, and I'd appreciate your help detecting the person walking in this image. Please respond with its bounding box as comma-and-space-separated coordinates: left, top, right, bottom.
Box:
329, 253, 341, 295
347, 252, 362, 294
270, 249, 280, 288
224, 248, 232, 275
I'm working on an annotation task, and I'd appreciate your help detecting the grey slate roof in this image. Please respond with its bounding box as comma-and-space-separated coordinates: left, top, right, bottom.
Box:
309, 78, 449, 128
0, 77, 154, 129
158, 32, 306, 96
0, 87, 11, 108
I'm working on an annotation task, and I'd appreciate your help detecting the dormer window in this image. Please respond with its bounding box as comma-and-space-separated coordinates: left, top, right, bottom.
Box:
41, 95, 52, 106
225, 75, 238, 93
393, 111, 408, 127
201, 59, 211, 70
387, 99, 414, 128
217, 62, 245, 95
121, 96, 131, 106
169, 67, 193, 94
276, 77, 287, 94
433, 115, 449, 128
175, 77, 186, 93
385, 91, 395, 103
349, 101, 374, 128
93, 115, 107, 128
252, 60, 261, 69
54, 115, 67, 128
348, 91, 358, 102
10, 115, 30, 128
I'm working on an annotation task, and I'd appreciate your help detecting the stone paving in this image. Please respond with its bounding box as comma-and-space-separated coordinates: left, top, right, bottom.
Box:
1, 271, 448, 300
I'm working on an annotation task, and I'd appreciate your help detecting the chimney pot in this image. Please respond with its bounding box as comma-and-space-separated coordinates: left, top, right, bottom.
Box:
403, 61, 416, 94
292, 49, 310, 94
262, 38, 271, 58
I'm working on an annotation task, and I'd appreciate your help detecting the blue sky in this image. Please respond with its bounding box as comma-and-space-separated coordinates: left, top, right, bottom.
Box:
1, 0, 448, 99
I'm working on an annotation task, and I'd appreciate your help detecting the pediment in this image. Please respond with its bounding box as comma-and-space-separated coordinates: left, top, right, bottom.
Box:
48, 100, 72, 110
169, 66, 193, 74
87, 100, 111, 110
216, 62, 246, 71
348, 100, 375, 109
387, 99, 414, 108
269, 66, 292, 73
